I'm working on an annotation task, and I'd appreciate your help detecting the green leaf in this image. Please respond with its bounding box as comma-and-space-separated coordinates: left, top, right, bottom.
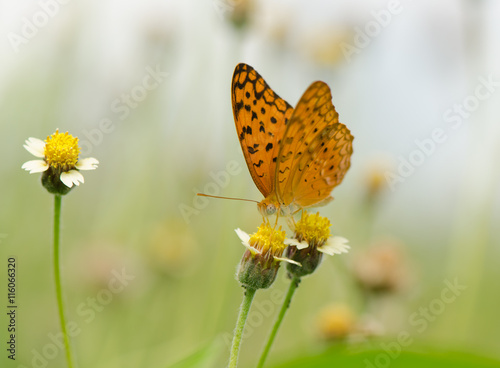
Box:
167, 340, 222, 368
270, 347, 500, 368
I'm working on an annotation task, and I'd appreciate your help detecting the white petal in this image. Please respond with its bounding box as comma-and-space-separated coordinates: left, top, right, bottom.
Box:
60, 170, 84, 188
235, 228, 251, 244
284, 238, 309, 250
234, 229, 261, 255
318, 236, 350, 256
21, 160, 48, 173
76, 157, 99, 170
23, 138, 45, 158
243, 242, 261, 255
274, 256, 302, 266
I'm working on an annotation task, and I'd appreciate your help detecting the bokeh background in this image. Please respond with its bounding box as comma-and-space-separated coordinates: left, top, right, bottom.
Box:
1, 0, 500, 367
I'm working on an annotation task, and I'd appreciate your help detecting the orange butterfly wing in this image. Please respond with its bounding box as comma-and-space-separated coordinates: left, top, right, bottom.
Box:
275, 81, 353, 208
232, 63, 293, 198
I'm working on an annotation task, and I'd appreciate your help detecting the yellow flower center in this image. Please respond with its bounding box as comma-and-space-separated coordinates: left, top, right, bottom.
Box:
294, 211, 331, 245
248, 223, 286, 257
44, 130, 80, 170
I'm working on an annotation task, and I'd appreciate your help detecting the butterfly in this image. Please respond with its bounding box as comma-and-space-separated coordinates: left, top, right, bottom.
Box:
232, 63, 353, 217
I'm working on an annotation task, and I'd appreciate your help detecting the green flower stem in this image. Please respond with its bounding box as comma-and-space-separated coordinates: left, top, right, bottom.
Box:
257, 277, 301, 368
53, 195, 75, 368
228, 287, 257, 368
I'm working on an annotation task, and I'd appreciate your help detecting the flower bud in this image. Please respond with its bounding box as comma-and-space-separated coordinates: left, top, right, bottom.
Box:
42, 167, 73, 195
235, 223, 299, 290
237, 251, 280, 289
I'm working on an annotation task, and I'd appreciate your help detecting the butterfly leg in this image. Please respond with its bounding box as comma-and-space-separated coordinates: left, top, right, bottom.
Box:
273, 212, 280, 229
293, 208, 304, 224
265, 213, 280, 244
286, 208, 303, 232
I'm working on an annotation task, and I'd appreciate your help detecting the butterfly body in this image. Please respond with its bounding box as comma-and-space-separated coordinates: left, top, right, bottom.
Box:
257, 196, 299, 217
232, 63, 353, 217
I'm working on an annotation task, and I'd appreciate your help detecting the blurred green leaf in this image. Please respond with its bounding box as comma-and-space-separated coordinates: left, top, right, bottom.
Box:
166, 339, 222, 368
270, 347, 500, 368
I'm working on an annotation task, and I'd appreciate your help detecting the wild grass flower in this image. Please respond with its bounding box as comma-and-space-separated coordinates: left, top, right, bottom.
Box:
22, 129, 99, 368
235, 223, 299, 289
228, 223, 299, 368
22, 129, 98, 195
257, 211, 350, 368
286, 211, 350, 278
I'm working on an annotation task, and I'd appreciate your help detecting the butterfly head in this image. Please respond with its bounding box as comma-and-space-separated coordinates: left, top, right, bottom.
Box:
257, 199, 278, 217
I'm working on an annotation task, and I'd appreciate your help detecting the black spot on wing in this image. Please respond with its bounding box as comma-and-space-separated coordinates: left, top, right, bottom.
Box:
265, 143, 273, 152
279, 166, 290, 174
235, 101, 244, 115
247, 143, 260, 154
253, 160, 264, 168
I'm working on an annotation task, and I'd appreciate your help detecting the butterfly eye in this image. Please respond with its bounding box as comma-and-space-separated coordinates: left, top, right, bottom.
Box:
266, 204, 277, 216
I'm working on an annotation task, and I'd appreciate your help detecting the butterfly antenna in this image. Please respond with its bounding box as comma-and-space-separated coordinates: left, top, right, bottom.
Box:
196, 193, 259, 204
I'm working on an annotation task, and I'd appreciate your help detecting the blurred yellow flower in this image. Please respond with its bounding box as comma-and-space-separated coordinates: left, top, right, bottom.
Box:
363, 156, 394, 203
316, 303, 356, 341
148, 220, 199, 277
300, 27, 354, 66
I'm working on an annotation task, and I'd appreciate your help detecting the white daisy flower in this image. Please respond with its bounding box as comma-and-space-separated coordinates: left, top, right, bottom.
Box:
286, 236, 350, 256
285, 211, 350, 278
235, 226, 300, 266
22, 129, 99, 192
288, 211, 350, 256
235, 223, 301, 289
